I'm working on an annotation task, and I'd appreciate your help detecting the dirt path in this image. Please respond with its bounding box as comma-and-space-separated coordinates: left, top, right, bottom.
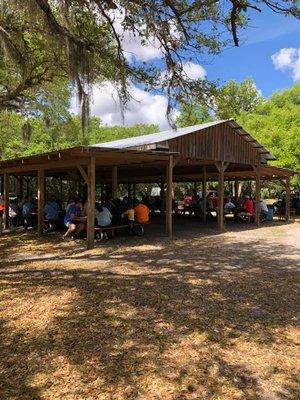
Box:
0, 221, 299, 400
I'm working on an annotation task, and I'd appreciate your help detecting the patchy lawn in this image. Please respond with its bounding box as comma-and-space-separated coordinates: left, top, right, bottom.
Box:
0, 221, 299, 400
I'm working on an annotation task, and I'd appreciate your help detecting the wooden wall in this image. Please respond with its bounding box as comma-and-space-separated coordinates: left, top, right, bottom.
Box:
166, 123, 260, 165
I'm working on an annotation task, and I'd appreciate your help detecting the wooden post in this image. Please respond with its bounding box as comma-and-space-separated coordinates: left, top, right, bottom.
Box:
202, 166, 207, 223
161, 175, 165, 215
69, 170, 77, 195
128, 180, 132, 199
0, 174, 3, 195
59, 177, 63, 202
37, 169, 45, 235
285, 176, 291, 222
3, 172, 9, 230
234, 178, 239, 201
112, 166, 118, 198
19, 176, 23, 198
87, 157, 96, 249
166, 155, 173, 238
217, 162, 225, 232
254, 168, 261, 227
133, 183, 136, 199
193, 181, 197, 197
100, 183, 104, 205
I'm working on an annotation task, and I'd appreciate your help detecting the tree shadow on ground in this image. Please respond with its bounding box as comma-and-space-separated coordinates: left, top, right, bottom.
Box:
0, 230, 299, 399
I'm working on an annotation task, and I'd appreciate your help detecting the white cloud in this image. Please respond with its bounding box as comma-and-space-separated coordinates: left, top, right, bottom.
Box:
71, 82, 179, 130
271, 48, 300, 82
111, 9, 163, 62
181, 61, 207, 80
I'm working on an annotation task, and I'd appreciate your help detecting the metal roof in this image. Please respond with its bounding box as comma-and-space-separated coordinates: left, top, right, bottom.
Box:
92, 119, 275, 161
92, 120, 227, 149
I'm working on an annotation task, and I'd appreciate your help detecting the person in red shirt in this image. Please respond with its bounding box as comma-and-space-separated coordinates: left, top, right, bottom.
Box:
244, 196, 254, 215
0, 195, 5, 216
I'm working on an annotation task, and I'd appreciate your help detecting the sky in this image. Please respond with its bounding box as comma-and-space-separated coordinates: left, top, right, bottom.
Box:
71, 7, 300, 130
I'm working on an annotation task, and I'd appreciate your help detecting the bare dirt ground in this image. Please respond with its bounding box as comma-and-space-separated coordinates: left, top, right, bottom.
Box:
0, 219, 299, 400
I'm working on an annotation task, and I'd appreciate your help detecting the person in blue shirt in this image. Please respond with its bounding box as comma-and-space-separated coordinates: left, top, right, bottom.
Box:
63, 198, 85, 240
44, 195, 60, 232
22, 197, 36, 228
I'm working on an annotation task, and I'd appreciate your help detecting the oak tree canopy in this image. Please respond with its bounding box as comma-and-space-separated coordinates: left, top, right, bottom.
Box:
0, 0, 299, 135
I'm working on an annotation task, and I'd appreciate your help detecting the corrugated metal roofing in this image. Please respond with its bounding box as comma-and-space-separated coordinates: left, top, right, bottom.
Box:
92, 119, 275, 161
92, 120, 227, 149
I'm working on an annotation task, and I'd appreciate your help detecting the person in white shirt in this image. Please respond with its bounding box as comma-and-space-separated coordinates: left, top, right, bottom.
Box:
95, 204, 112, 227
260, 199, 268, 219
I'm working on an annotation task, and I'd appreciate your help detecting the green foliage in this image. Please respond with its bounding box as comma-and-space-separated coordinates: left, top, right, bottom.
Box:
176, 103, 214, 127
237, 84, 300, 184
0, 0, 298, 136
215, 78, 262, 119
0, 109, 158, 160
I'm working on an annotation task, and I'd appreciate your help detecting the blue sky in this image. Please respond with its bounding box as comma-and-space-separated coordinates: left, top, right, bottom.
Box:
84, 8, 300, 128
206, 9, 300, 97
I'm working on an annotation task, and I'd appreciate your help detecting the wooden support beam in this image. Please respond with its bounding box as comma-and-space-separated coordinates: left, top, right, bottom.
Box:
19, 176, 23, 198
161, 175, 165, 215
166, 155, 173, 238
217, 163, 225, 232
100, 183, 104, 205
87, 157, 96, 249
133, 183, 136, 199
234, 178, 239, 201
37, 169, 45, 236
128, 180, 132, 198
193, 181, 198, 197
202, 166, 207, 223
285, 176, 291, 222
68, 170, 78, 194
59, 177, 63, 202
112, 166, 118, 198
254, 168, 261, 227
3, 172, 9, 230
0, 175, 3, 195
77, 165, 88, 184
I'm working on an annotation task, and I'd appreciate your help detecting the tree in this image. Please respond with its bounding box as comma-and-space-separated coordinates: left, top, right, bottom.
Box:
237, 84, 300, 185
215, 78, 262, 119
176, 78, 262, 126
0, 107, 158, 160
176, 103, 214, 127
0, 0, 299, 137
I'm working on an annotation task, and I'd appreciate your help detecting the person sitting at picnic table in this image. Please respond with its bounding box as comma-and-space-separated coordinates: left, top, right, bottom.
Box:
22, 197, 36, 228
260, 199, 268, 221
236, 195, 254, 222
9, 199, 19, 226
183, 193, 193, 213
111, 198, 125, 225
44, 195, 60, 232
224, 197, 236, 214
134, 201, 150, 224
0, 195, 4, 233
123, 202, 135, 224
244, 196, 254, 216
95, 203, 112, 227
206, 194, 215, 219
62, 198, 85, 240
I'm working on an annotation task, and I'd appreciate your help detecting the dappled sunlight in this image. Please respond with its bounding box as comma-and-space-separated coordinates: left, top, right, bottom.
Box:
0, 222, 299, 399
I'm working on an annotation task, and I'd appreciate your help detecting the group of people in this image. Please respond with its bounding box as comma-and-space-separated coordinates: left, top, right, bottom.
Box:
0, 193, 150, 239
182, 192, 269, 222
225, 196, 269, 222
62, 196, 150, 240
0, 195, 38, 228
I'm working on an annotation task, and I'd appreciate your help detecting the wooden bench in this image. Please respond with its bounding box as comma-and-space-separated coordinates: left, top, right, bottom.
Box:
94, 222, 148, 240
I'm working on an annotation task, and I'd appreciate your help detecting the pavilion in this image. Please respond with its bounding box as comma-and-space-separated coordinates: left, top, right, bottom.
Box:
0, 119, 295, 249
